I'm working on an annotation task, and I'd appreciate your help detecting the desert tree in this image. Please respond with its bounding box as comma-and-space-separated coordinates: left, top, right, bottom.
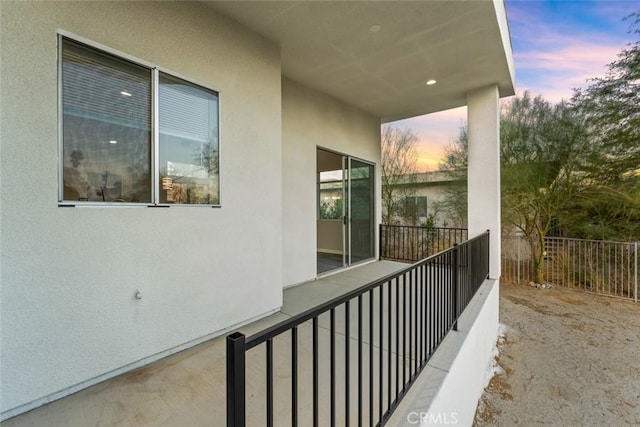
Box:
563, 11, 640, 240
440, 92, 591, 283
572, 11, 640, 184
501, 94, 591, 283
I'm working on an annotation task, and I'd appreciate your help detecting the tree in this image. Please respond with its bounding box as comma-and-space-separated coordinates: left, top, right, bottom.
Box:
440, 92, 591, 283
500, 94, 590, 283
572, 12, 640, 183
564, 11, 640, 240
559, 179, 640, 240
381, 126, 420, 224
439, 126, 468, 227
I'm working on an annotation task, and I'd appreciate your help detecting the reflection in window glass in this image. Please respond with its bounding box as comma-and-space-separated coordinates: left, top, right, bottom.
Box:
318, 170, 344, 220
61, 38, 151, 203
159, 73, 219, 205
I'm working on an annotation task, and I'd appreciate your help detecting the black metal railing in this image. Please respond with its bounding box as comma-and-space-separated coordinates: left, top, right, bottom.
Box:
380, 225, 468, 263
226, 231, 490, 426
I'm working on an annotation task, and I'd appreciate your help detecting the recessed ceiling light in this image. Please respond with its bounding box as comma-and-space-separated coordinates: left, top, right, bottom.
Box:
109, 140, 118, 144
369, 25, 382, 33
426, 79, 437, 86
120, 91, 132, 97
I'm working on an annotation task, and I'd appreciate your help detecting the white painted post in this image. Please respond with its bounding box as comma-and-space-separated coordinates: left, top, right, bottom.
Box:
467, 85, 501, 279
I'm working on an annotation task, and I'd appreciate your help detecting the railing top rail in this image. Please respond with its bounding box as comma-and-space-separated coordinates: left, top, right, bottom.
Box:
455, 230, 490, 245
381, 224, 468, 232
544, 235, 639, 246
243, 230, 489, 350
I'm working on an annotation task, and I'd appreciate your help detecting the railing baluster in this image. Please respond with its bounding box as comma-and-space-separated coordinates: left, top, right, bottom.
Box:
452, 245, 459, 331
379, 284, 384, 423
411, 270, 420, 374
417, 266, 422, 365
387, 279, 392, 410
369, 289, 374, 427
420, 264, 428, 363
358, 296, 363, 427
313, 317, 319, 427
267, 339, 273, 427
430, 260, 435, 354
345, 301, 350, 427
402, 273, 407, 391
440, 254, 444, 339
395, 276, 400, 401
409, 269, 413, 379
291, 327, 298, 427
415, 268, 420, 373
330, 308, 336, 427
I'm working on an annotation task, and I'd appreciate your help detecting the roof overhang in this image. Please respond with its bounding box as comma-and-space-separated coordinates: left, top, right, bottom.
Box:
206, 1, 515, 122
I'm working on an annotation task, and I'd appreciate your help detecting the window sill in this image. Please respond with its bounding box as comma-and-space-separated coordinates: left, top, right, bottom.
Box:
58, 202, 221, 208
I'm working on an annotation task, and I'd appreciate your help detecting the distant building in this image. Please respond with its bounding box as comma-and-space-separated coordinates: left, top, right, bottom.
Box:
384, 171, 462, 227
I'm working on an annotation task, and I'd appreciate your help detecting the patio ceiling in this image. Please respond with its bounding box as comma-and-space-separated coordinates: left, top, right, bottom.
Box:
206, 1, 515, 122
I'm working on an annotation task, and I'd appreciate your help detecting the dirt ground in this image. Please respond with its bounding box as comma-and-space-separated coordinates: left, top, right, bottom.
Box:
474, 282, 640, 426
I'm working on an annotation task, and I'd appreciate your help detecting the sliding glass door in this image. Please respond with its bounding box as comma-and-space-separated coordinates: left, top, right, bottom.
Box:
317, 148, 374, 274
348, 158, 374, 264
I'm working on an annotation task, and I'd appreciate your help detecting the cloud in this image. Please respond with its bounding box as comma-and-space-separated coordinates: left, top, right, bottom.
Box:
506, 0, 636, 102
389, 107, 467, 171
514, 43, 621, 101
515, 44, 619, 73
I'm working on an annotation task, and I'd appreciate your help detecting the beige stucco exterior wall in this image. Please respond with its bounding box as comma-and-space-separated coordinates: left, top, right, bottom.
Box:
0, 1, 282, 418
282, 78, 382, 286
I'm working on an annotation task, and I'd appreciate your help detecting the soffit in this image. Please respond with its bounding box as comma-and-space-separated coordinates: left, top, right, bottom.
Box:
205, 1, 515, 122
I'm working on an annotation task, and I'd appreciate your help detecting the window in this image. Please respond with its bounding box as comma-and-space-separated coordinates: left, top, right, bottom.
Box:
404, 196, 428, 218
60, 36, 219, 206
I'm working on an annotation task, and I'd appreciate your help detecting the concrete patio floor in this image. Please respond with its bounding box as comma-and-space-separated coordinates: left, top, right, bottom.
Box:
2, 261, 407, 427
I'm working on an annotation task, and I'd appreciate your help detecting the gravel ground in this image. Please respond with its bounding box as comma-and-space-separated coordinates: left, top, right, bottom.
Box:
474, 282, 640, 426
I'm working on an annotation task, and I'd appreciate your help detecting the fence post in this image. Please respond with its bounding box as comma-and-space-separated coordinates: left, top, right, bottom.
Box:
517, 235, 521, 285
379, 224, 383, 260
452, 243, 459, 331
227, 332, 246, 427
635, 241, 638, 303
486, 230, 491, 279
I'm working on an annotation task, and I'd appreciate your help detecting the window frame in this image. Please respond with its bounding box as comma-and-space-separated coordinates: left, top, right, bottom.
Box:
57, 31, 221, 208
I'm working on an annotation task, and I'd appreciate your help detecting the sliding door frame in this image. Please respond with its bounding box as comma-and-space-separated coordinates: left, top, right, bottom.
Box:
317, 147, 375, 273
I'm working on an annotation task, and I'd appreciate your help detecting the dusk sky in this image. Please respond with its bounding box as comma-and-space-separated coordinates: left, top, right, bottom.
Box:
393, 0, 639, 171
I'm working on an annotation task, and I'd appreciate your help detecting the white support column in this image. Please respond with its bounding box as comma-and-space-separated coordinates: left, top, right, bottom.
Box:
467, 85, 501, 279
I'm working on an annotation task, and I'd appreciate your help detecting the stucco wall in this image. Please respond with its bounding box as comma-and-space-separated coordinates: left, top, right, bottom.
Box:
282, 78, 382, 287
0, 1, 282, 417
411, 184, 451, 227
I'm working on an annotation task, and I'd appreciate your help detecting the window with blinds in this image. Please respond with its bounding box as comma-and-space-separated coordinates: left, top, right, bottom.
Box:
158, 73, 219, 205
59, 36, 219, 206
